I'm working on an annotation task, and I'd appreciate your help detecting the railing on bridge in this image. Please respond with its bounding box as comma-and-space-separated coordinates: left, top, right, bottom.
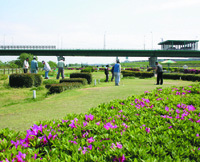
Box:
0, 45, 56, 50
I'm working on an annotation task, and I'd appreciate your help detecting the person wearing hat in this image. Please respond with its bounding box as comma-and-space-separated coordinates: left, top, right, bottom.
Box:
104, 65, 109, 82
56, 58, 65, 79
113, 60, 121, 86
155, 61, 163, 85
42, 61, 51, 79
23, 57, 29, 73
31, 56, 38, 73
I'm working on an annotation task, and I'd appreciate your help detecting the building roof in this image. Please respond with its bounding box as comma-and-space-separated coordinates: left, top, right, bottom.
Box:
158, 40, 199, 45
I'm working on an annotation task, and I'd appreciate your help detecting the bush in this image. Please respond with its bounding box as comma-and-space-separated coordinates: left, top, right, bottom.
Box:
70, 73, 92, 84
0, 74, 8, 80
9, 74, 42, 88
60, 78, 87, 85
43, 79, 59, 85
48, 82, 82, 94
163, 73, 200, 82
122, 70, 154, 78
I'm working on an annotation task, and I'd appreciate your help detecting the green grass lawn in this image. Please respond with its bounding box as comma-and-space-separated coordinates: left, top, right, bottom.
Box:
0, 71, 197, 132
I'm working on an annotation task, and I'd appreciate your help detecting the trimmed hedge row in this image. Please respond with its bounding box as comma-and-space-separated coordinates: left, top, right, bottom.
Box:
163, 73, 200, 82
122, 70, 154, 78
70, 73, 92, 84
60, 78, 88, 85
9, 74, 42, 88
46, 82, 82, 94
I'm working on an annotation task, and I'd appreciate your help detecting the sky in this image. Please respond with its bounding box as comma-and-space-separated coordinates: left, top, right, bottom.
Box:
0, 0, 200, 64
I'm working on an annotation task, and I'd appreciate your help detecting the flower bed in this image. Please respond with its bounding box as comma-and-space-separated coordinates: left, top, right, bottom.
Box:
1, 84, 200, 161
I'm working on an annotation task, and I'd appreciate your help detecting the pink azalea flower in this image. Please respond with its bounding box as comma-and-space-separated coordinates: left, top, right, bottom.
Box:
176, 109, 180, 114
96, 121, 100, 125
168, 126, 172, 129
145, 127, 150, 133
88, 144, 92, 150
165, 107, 169, 112
85, 114, 94, 121
87, 137, 95, 143
83, 121, 88, 127
196, 134, 199, 137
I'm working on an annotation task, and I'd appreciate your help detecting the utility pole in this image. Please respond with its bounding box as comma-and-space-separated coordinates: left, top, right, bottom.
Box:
104, 31, 106, 49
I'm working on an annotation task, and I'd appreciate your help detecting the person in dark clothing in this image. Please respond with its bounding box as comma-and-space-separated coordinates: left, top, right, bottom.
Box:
105, 65, 109, 82
111, 65, 114, 81
155, 62, 163, 85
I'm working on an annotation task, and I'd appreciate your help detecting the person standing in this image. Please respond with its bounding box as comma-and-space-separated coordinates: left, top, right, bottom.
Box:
31, 56, 38, 74
113, 60, 121, 86
57, 58, 65, 79
23, 58, 29, 73
104, 65, 109, 82
155, 61, 163, 85
42, 61, 51, 79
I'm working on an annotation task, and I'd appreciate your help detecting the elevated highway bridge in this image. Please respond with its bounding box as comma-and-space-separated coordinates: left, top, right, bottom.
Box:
1, 49, 200, 57
1, 48, 200, 67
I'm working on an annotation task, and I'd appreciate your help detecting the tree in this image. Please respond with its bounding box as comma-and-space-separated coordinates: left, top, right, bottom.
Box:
15, 53, 34, 68
48, 61, 57, 68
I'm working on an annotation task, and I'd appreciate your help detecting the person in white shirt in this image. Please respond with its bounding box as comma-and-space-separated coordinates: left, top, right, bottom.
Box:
42, 61, 51, 79
23, 58, 29, 73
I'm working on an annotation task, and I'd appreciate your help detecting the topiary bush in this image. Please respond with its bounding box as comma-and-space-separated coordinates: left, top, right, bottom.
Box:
163, 73, 200, 82
47, 82, 82, 94
70, 73, 92, 84
60, 78, 87, 85
9, 74, 42, 88
122, 70, 154, 78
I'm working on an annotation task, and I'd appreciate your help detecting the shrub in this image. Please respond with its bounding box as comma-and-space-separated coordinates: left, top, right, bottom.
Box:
9, 74, 42, 88
60, 78, 87, 85
43, 79, 59, 85
122, 70, 154, 78
163, 73, 200, 82
48, 82, 82, 94
70, 73, 92, 84
0, 74, 8, 80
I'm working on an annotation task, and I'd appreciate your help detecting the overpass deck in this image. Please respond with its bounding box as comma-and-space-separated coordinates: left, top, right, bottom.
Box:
0, 49, 200, 57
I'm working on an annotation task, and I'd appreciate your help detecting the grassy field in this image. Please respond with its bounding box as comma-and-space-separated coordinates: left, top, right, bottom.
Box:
0, 71, 197, 132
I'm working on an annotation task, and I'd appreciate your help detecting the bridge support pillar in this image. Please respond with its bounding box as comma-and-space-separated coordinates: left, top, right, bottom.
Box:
149, 56, 157, 67
57, 56, 65, 61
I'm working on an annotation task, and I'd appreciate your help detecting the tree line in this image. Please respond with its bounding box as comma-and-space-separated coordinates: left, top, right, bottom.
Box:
0, 53, 57, 69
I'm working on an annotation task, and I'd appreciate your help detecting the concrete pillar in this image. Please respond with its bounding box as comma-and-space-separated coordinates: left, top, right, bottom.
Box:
149, 56, 157, 67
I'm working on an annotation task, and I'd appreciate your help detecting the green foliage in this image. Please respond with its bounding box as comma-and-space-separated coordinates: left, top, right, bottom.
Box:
15, 53, 34, 68
81, 66, 96, 73
122, 70, 154, 78
47, 82, 82, 94
9, 74, 42, 88
163, 73, 200, 82
48, 61, 57, 68
1, 84, 200, 161
70, 72, 92, 84
0, 75, 8, 80
60, 78, 88, 85
43, 79, 59, 85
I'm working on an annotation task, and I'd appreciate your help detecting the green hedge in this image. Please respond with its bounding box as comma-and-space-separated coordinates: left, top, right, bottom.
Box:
47, 82, 82, 94
70, 73, 92, 84
0, 74, 8, 80
122, 70, 154, 78
163, 73, 200, 81
60, 78, 88, 85
9, 74, 42, 88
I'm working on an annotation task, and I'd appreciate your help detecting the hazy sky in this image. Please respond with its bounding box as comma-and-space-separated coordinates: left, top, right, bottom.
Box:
0, 0, 200, 64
